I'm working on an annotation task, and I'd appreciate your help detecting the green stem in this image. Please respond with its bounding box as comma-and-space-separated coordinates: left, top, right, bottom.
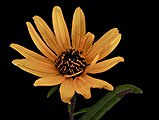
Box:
69, 94, 77, 120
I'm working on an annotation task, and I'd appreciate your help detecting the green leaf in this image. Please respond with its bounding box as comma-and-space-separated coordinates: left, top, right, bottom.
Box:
47, 85, 59, 98
79, 84, 143, 120
73, 108, 90, 116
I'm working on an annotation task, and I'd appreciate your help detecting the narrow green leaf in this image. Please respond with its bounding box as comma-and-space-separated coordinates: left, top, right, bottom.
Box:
73, 108, 90, 115
47, 85, 59, 98
79, 84, 143, 120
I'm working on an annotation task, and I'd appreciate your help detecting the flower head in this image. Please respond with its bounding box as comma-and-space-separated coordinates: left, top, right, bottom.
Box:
10, 6, 124, 104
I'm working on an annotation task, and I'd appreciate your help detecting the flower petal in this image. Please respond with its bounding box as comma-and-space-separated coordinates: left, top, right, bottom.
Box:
52, 6, 71, 51
10, 43, 51, 64
34, 75, 64, 86
72, 7, 86, 49
91, 28, 119, 50
98, 34, 121, 61
26, 22, 56, 61
59, 78, 75, 104
84, 53, 99, 74
86, 28, 121, 63
81, 75, 114, 91
79, 32, 94, 54
12, 59, 58, 77
87, 56, 124, 74
73, 77, 91, 99
33, 16, 62, 54
12, 59, 58, 74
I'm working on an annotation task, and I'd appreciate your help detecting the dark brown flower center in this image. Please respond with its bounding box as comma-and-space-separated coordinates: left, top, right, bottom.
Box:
55, 48, 86, 77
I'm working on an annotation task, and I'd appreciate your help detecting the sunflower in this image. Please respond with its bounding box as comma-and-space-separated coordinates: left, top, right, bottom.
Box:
10, 6, 124, 104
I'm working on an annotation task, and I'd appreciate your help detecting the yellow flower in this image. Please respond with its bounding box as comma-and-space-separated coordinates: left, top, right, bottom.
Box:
10, 6, 124, 104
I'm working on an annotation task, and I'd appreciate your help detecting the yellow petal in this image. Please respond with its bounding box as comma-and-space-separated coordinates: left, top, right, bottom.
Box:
81, 75, 114, 91
84, 53, 99, 74
79, 32, 94, 54
12, 59, 58, 77
72, 7, 86, 49
99, 34, 121, 61
87, 56, 124, 74
73, 77, 91, 99
26, 22, 56, 61
52, 6, 71, 50
10, 43, 51, 64
33, 16, 62, 54
59, 78, 75, 104
34, 75, 64, 86
86, 28, 121, 63
12, 59, 59, 75
92, 28, 118, 50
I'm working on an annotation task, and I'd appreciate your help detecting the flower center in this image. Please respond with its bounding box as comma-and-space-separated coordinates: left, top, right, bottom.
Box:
55, 48, 86, 77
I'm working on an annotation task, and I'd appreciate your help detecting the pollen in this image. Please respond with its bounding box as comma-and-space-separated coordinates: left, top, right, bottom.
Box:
55, 48, 86, 76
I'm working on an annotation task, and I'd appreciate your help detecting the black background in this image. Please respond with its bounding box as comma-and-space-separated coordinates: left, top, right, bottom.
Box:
0, 0, 155, 120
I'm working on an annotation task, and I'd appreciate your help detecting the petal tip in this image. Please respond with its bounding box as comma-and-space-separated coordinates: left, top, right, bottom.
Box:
110, 87, 114, 91
26, 21, 31, 26
84, 94, 91, 99
119, 56, 124, 62
104, 84, 114, 91
12, 60, 17, 65
67, 101, 71, 104
53, 6, 61, 11
121, 58, 124, 62
111, 28, 119, 33
108, 85, 114, 91
76, 7, 82, 11
10, 43, 15, 48
61, 97, 72, 104
33, 81, 38, 87
32, 15, 39, 20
